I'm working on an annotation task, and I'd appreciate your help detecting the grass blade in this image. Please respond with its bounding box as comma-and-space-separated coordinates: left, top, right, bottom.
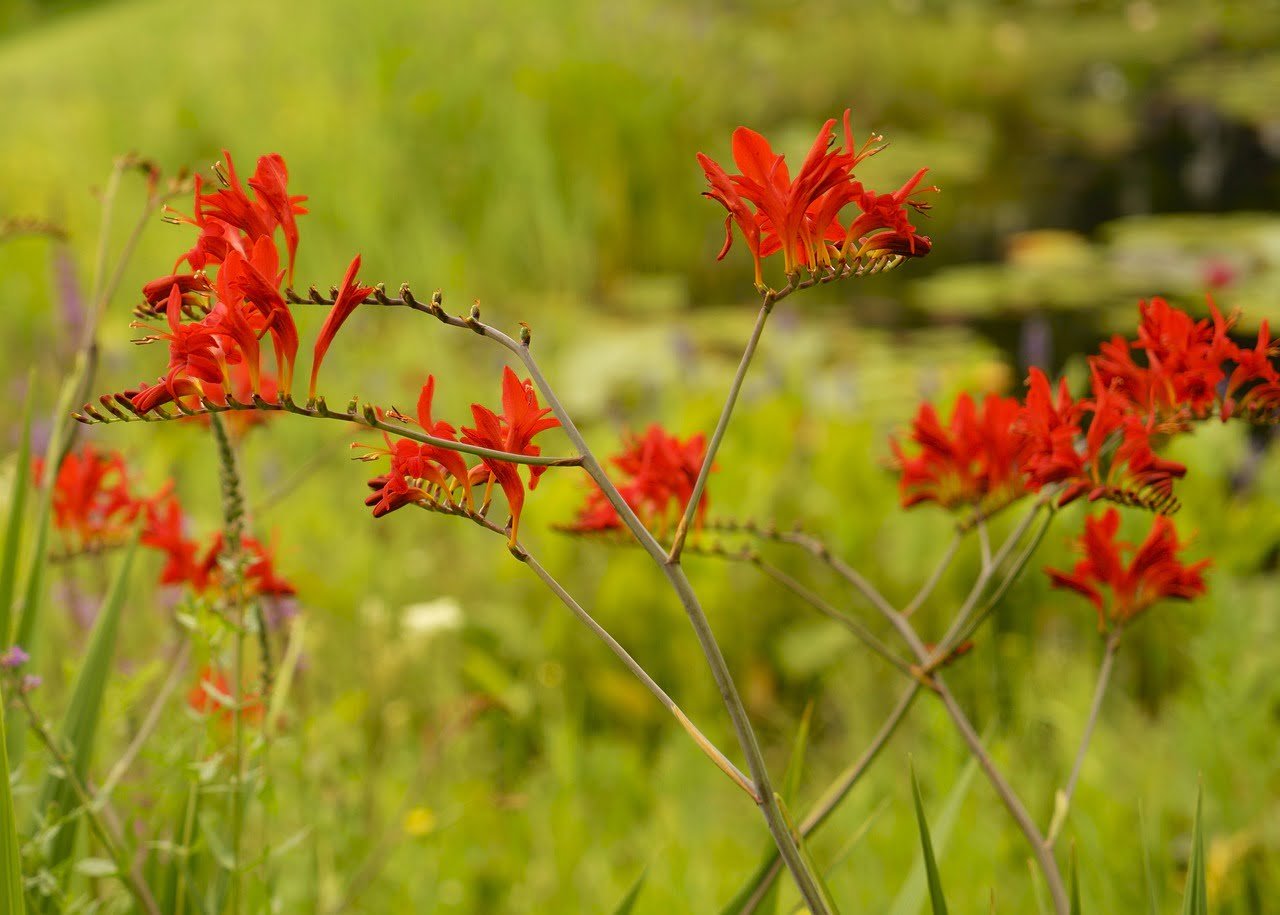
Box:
1069, 844, 1082, 915
0, 683, 26, 915
1180, 787, 1207, 915
1138, 802, 1160, 915
33, 534, 138, 893
6, 366, 83, 769
610, 867, 647, 915
908, 765, 949, 915
0, 377, 35, 644
889, 756, 977, 915
717, 706, 816, 915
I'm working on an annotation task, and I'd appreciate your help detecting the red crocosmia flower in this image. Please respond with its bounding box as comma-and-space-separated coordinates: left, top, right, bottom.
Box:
141, 495, 206, 589
1017, 369, 1185, 514
129, 285, 227, 413
245, 153, 308, 283
220, 238, 299, 395
365, 468, 430, 519
892, 393, 1028, 515
358, 377, 476, 516
566, 425, 711, 535
1089, 298, 1229, 426
699, 111, 887, 284
35, 446, 152, 546
460, 367, 560, 544
842, 168, 938, 261
180, 151, 307, 281
141, 273, 212, 314
187, 666, 264, 726
308, 254, 373, 400
1046, 509, 1209, 631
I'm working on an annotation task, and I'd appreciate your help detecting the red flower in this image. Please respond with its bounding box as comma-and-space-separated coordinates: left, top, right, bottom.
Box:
1046, 509, 1209, 631
698, 111, 934, 285
178, 151, 307, 281
187, 666, 263, 725
892, 393, 1028, 514
129, 285, 228, 413
359, 376, 476, 517
308, 254, 373, 399
34, 446, 151, 546
1017, 369, 1186, 513
565, 425, 710, 534
1089, 298, 1229, 426
460, 367, 560, 544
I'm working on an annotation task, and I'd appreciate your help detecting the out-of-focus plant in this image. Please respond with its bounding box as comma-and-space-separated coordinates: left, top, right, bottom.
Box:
3, 105, 1259, 912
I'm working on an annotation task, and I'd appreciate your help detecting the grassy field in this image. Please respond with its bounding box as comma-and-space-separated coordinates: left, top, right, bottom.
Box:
1, 1, 1278, 912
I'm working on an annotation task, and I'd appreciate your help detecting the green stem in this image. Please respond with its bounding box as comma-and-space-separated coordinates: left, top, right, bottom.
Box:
16, 688, 160, 915
667, 295, 774, 562
1045, 630, 1120, 848
210, 414, 248, 915
74, 394, 582, 469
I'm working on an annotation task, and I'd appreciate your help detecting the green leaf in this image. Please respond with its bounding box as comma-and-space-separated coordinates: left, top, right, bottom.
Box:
909, 765, 949, 915
782, 702, 814, 806
0, 376, 35, 644
888, 756, 977, 915
33, 534, 138, 892
1069, 844, 1082, 915
1180, 787, 1208, 915
716, 706, 815, 915
0, 684, 26, 915
1138, 802, 1160, 915
610, 867, 647, 915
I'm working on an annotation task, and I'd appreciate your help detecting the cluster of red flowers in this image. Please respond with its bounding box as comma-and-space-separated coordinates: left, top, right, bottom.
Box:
37, 445, 294, 601
564, 425, 709, 535
361, 368, 560, 544
891, 295, 1277, 627
34, 445, 158, 547
894, 297, 1278, 520
119, 151, 371, 415
698, 110, 936, 287
1046, 509, 1209, 631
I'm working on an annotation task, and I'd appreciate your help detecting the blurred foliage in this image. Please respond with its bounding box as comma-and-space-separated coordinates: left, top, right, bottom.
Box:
0, 0, 1278, 912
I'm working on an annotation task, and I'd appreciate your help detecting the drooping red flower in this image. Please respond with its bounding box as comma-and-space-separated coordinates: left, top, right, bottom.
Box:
564, 425, 710, 535
358, 376, 476, 517
460, 367, 560, 544
309, 254, 373, 399
892, 393, 1029, 514
1046, 509, 1209, 631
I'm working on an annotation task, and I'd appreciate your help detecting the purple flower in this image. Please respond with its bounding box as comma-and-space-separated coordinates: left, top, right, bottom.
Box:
0, 645, 29, 669
21, 674, 42, 693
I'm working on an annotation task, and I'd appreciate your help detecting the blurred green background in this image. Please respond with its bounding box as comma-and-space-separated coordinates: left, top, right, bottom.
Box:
1, 0, 1279, 911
